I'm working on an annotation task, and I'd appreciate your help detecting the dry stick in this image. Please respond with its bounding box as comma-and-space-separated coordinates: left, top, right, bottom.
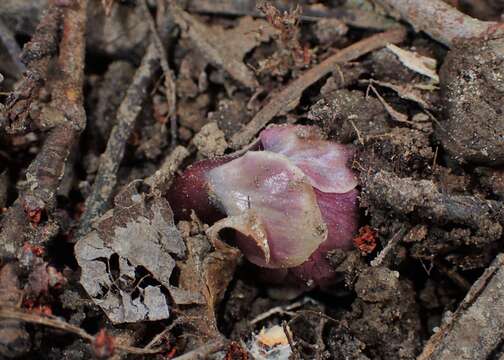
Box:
76, 43, 160, 237
0, 18, 26, 77
282, 321, 300, 360
0, 307, 165, 355
417, 254, 504, 360
230, 27, 407, 149
375, 0, 504, 47
370, 225, 408, 267
0, 0, 87, 259
139, 0, 177, 134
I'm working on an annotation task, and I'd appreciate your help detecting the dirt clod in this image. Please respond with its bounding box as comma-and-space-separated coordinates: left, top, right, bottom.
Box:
438, 38, 504, 165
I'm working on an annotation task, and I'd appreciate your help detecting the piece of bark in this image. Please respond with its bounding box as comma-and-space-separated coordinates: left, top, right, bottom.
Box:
418, 254, 504, 360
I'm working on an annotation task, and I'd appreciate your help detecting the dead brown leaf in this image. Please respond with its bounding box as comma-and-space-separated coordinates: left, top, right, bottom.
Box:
171, 5, 275, 89
75, 181, 187, 324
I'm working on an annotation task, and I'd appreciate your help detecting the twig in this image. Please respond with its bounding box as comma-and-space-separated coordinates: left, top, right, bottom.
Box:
375, 0, 504, 47
230, 27, 407, 149
418, 254, 504, 360
139, 0, 176, 120
171, 339, 228, 360
250, 297, 318, 325
282, 321, 300, 360
0, 307, 165, 355
76, 43, 160, 237
0, 0, 87, 259
0, 18, 26, 77
370, 226, 408, 267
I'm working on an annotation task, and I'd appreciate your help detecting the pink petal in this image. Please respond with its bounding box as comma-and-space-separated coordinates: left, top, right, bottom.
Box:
206, 151, 328, 268
260, 125, 358, 193
290, 188, 359, 286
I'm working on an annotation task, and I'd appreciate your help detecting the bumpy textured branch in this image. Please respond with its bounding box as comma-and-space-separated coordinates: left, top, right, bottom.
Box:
376, 0, 504, 47
0, 0, 88, 259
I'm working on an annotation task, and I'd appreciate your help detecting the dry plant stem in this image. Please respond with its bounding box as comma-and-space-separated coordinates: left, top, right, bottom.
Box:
376, 0, 504, 47
0, 307, 164, 355
0, 0, 87, 259
171, 339, 227, 360
139, 0, 176, 118
230, 27, 407, 149
370, 225, 408, 267
418, 254, 504, 360
283, 321, 300, 360
0, 18, 26, 77
77, 43, 160, 237
140, 0, 178, 149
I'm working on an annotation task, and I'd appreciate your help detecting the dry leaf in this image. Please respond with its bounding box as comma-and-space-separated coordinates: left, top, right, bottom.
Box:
367, 79, 433, 110
172, 6, 275, 89
176, 217, 241, 336
386, 44, 439, 83
75, 181, 186, 324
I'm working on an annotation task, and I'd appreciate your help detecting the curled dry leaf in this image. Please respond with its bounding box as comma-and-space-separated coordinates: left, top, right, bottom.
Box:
386, 44, 439, 83
75, 181, 187, 324
176, 218, 241, 335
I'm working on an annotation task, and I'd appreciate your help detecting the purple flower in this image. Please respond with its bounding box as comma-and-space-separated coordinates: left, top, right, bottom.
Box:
168, 125, 359, 286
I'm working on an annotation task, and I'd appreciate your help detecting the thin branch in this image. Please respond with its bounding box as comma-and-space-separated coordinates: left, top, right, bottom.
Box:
370, 225, 408, 267
0, 307, 165, 355
230, 27, 407, 149
375, 0, 504, 47
139, 0, 176, 119
76, 43, 160, 237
